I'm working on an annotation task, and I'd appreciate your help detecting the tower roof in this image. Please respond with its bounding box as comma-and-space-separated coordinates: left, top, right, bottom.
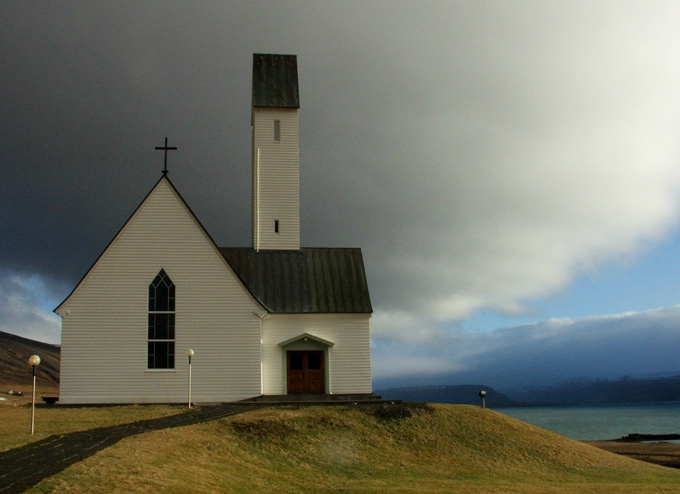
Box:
252, 53, 300, 108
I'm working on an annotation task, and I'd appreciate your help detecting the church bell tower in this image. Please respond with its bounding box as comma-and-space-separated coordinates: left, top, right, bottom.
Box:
252, 53, 300, 251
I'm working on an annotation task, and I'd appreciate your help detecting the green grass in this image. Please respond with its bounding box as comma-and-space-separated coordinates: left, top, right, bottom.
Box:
0, 404, 184, 452
22, 403, 680, 493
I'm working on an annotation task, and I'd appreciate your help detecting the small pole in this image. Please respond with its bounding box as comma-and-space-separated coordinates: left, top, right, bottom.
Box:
187, 349, 194, 408
29, 355, 41, 434
479, 389, 487, 409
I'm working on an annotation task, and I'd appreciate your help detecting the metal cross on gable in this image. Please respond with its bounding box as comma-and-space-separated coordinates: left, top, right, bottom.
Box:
155, 137, 177, 175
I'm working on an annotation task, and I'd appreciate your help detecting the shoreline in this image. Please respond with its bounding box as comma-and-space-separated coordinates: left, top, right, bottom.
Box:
584, 439, 680, 470
612, 433, 680, 442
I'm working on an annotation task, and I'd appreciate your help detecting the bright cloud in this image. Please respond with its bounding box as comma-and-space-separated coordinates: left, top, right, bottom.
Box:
348, 3, 680, 323
0, 272, 62, 345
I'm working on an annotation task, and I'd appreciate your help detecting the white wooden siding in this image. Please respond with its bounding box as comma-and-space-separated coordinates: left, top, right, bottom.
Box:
57, 179, 263, 404
261, 314, 372, 395
252, 108, 300, 250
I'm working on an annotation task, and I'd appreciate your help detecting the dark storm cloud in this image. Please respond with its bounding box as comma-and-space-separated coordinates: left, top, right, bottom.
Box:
1, 3, 255, 285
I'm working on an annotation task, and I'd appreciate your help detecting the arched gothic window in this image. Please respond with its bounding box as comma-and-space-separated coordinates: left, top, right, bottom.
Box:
148, 269, 175, 369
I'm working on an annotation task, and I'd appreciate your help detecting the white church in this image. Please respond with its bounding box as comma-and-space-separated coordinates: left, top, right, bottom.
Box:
55, 54, 373, 404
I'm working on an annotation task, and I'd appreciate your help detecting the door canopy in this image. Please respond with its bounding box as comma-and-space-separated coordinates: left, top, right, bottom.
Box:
278, 332, 335, 349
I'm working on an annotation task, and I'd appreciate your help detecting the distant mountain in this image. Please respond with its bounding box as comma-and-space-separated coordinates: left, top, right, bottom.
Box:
507, 375, 680, 406
377, 375, 680, 408
0, 331, 60, 388
376, 384, 522, 407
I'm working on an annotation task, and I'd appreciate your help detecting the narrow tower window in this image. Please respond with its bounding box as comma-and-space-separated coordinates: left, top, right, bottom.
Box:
273, 120, 281, 141
148, 269, 175, 369
274, 220, 280, 233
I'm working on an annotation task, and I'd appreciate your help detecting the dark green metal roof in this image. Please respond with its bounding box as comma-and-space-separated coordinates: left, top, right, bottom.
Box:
252, 53, 300, 109
220, 248, 372, 314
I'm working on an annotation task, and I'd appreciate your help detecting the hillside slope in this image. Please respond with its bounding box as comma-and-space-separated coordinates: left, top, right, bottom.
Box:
33, 403, 680, 493
0, 331, 60, 394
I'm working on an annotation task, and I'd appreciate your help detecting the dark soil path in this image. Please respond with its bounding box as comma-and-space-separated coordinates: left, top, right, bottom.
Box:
584, 440, 680, 470
0, 404, 254, 494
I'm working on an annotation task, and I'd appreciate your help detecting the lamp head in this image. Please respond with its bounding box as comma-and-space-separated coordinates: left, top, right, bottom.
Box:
28, 355, 41, 367
186, 349, 195, 358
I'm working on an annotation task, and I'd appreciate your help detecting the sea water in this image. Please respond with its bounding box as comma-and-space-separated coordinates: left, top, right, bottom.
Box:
495, 402, 680, 440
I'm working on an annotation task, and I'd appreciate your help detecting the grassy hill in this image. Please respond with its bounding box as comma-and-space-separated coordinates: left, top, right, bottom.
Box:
26, 403, 680, 493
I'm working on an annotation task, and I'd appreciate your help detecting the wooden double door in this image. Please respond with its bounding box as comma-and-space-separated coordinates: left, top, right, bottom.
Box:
287, 350, 324, 394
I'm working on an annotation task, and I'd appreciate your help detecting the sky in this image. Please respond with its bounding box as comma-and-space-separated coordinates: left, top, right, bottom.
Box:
3, 1, 680, 391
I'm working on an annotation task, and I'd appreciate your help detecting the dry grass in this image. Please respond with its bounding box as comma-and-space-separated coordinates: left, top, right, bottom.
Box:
24, 403, 680, 493
0, 382, 60, 407
0, 402, 184, 452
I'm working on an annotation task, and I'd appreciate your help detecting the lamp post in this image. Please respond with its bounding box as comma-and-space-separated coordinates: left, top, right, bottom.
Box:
479, 389, 487, 409
187, 349, 194, 408
28, 355, 41, 434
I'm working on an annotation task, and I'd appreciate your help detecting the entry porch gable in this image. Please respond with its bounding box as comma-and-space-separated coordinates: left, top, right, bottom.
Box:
279, 332, 334, 394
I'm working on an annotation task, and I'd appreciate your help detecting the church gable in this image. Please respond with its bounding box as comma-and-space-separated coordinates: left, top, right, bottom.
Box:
57, 176, 264, 404
57, 176, 260, 314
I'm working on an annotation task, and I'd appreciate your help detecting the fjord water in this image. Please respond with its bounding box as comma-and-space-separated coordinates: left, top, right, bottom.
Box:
496, 402, 680, 440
